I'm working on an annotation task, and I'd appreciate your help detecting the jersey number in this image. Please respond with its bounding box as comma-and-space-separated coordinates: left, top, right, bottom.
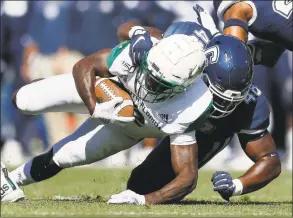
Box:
205, 45, 219, 65
193, 30, 210, 48
273, 0, 293, 19
244, 84, 262, 104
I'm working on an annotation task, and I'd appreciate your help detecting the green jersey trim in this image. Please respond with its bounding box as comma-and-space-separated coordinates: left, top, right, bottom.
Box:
107, 40, 130, 69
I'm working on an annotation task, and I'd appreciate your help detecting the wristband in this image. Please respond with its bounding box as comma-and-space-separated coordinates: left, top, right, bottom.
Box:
128, 26, 146, 39
224, 19, 249, 32
232, 179, 243, 196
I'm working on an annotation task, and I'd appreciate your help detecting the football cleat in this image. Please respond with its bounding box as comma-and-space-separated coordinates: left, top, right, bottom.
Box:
1, 162, 25, 202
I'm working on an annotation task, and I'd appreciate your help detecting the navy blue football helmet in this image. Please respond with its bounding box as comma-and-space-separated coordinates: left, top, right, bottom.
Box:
203, 35, 254, 118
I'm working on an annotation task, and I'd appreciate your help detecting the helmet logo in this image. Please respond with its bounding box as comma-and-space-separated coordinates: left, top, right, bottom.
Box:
205, 45, 220, 64
151, 62, 160, 72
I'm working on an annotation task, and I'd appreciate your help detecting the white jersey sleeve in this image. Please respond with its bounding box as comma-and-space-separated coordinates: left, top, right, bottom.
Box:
169, 130, 196, 145
107, 40, 133, 76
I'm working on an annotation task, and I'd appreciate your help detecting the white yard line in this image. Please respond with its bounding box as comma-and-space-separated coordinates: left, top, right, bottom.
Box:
3, 210, 287, 217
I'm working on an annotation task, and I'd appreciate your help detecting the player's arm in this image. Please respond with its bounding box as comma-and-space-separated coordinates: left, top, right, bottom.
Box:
237, 130, 281, 194
72, 49, 113, 115
222, 2, 253, 42
219, 2, 286, 67
144, 141, 198, 204
108, 131, 199, 205
212, 125, 281, 201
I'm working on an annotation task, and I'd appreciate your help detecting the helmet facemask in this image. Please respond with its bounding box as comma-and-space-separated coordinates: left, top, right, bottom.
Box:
134, 56, 185, 103
134, 34, 206, 103
203, 74, 251, 119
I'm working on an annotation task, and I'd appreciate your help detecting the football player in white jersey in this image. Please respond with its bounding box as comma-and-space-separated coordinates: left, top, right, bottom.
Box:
1, 34, 213, 204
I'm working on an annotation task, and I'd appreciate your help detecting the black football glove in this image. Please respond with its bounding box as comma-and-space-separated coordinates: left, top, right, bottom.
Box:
211, 171, 236, 201
129, 30, 153, 65
247, 41, 285, 68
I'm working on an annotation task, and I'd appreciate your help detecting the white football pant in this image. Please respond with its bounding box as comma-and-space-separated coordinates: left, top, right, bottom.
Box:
14, 73, 141, 168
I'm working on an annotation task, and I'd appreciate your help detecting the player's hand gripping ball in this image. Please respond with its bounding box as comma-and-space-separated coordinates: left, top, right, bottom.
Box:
93, 77, 135, 124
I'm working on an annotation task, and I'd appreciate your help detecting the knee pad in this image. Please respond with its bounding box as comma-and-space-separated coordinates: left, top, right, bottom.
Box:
30, 148, 62, 182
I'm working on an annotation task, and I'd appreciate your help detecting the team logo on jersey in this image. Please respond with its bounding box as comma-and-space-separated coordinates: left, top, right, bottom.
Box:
131, 94, 162, 130
121, 61, 136, 74
159, 113, 169, 123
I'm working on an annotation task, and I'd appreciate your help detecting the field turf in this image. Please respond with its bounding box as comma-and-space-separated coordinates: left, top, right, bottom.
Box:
1, 168, 292, 217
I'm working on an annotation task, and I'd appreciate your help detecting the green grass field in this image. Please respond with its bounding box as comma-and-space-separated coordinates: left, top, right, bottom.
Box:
1, 168, 292, 217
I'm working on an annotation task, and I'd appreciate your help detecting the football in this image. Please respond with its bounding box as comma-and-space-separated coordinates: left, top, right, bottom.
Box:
94, 77, 134, 118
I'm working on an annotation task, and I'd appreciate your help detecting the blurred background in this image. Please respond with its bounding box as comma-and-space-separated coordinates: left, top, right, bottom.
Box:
1, 1, 292, 171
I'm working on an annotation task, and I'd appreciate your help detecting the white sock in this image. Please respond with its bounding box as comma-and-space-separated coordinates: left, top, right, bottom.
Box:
10, 159, 35, 186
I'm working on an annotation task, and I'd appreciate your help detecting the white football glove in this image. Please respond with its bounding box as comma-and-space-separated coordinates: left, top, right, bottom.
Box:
107, 190, 146, 205
91, 97, 135, 124
193, 4, 221, 37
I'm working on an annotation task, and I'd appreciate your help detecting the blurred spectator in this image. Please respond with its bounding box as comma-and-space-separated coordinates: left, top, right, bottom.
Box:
1, 0, 49, 164
23, 1, 86, 144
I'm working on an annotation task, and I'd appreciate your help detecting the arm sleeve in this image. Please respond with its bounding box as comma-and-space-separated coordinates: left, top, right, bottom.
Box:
237, 86, 271, 147
169, 130, 196, 145
237, 116, 270, 147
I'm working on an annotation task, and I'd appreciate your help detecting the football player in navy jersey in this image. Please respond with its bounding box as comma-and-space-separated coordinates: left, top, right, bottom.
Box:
108, 23, 281, 203
195, 1, 292, 68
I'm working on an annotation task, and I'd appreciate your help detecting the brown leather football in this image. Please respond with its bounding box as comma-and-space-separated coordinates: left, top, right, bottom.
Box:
95, 77, 134, 117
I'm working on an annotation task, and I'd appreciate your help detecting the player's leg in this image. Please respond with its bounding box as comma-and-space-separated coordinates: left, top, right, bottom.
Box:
12, 73, 88, 115
10, 118, 139, 186
127, 136, 176, 195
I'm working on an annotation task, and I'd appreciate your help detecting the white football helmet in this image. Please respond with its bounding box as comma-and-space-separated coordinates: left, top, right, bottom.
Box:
135, 34, 206, 103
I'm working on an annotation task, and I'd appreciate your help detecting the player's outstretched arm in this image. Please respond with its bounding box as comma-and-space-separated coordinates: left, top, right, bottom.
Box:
222, 2, 253, 42
212, 131, 281, 201
237, 132, 281, 194
72, 49, 113, 115
108, 138, 199, 205
220, 3, 285, 68
144, 142, 198, 204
